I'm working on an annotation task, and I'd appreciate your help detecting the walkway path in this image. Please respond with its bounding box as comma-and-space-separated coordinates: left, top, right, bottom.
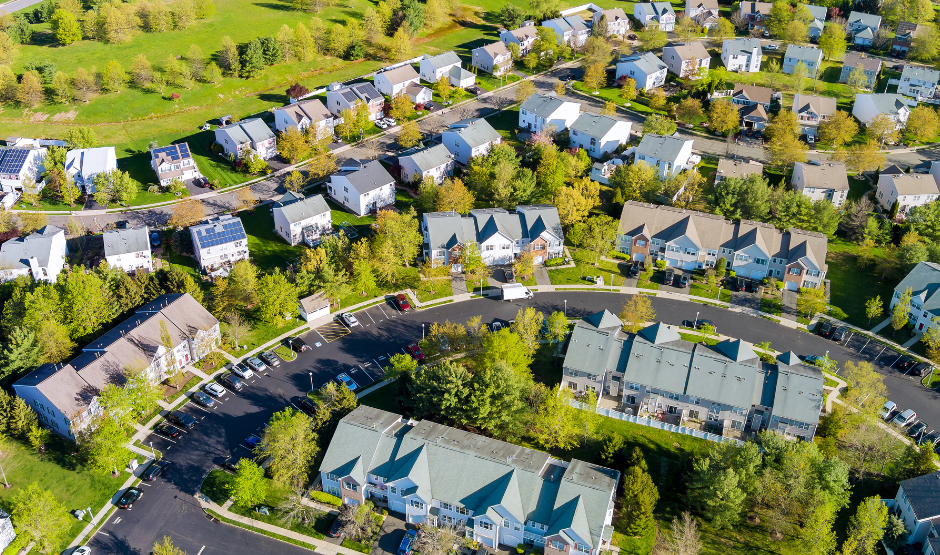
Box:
871, 317, 893, 333
902, 333, 922, 349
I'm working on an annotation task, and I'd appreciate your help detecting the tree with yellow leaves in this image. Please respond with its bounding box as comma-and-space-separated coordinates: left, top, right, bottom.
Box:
169, 198, 206, 228
554, 176, 600, 226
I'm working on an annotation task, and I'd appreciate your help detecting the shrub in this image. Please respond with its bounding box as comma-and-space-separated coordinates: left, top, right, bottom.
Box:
545, 257, 567, 267
170, 92, 181, 100
654, 259, 667, 270
828, 305, 848, 320
608, 250, 631, 260
517, 544, 526, 554
309, 491, 342, 506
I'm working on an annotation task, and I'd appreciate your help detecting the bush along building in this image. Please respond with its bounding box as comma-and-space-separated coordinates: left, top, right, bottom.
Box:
318, 406, 620, 553
561, 312, 825, 441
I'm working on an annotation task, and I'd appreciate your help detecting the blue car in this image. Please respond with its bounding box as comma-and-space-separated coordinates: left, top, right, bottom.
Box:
150, 231, 161, 248
398, 530, 418, 555
245, 434, 262, 449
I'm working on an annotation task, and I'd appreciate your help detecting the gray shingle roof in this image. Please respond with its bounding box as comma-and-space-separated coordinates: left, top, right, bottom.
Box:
449, 66, 475, 81
0, 225, 64, 270
859, 93, 910, 117
901, 64, 940, 83
664, 41, 710, 61
770, 361, 825, 423
103, 226, 150, 257
471, 208, 524, 241
848, 11, 881, 30
884, 173, 940, 196
336, 159, 395, 194
350, 82, 383, 103
518, 204, 563, 242
651, 1, 675, 16
795, 161, 850, 190
400, 144, 453, 173
520, 93, 575, 119
218, 118, 274, 146
792, 93, 837, 117
805, 4, 827, 21
717, 158, 764, 179
899, 471, 940, 520
377, 64, 419, 86
278, 98, 333, 126
618, 52, 667, 75
843, 51, 881, 72
785, 44, 822, 63
274, 191, 330, 225
426, 51, 462, 69
569, 114, 625, 139
424, 211, 477, 250
724, 38, 761, 55
65, 147, 115, 181
636, 134, 690, 162
895, 262, 940, 318
732, 84, 774, 105
447, 119, 501, 148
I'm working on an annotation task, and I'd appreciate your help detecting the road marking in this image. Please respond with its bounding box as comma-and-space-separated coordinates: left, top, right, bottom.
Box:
357, 364, 376, 384
197, 547, 206, 555
378, 305, 390, 319
190, 405, 211, 414
154, 436, 177, 444
366, 310, 377, 324
99, 532, 111, 537
140, 482, 151, 486
373, 359, 385, 372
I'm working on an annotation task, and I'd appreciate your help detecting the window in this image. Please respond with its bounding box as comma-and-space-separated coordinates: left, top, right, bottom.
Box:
343, 482, 359, 492
731, 420, 744, 430
626, 395, 637, 405
440, 502, 453, 511
326, 473, 339, 481
628, 382, 640, 391
549, 541, 565, 550
688, 396, 700, 405
636, 239, 647, 247
503, 519, 511, 528
485, 245, 494, 251
789, 267, 802, 275
479, 521, 494, 531
411, 500, 424, 509
688, 409, 700, 419
667, 392, 680, 401
389, 486, 398, 495
455, 507, 470, 516
732, 406, 747, 415
575, 545, 590, 553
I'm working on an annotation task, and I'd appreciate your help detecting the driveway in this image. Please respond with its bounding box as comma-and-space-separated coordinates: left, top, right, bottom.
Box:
370, 514, 409, 555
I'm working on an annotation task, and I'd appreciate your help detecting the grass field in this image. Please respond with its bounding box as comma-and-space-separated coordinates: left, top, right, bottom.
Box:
825, 239, 897, 329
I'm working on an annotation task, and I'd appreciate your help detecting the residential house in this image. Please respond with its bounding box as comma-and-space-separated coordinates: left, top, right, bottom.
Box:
662, 42, 711, 78
711, 83, 778, 110
782, 45, 823, 75
615, 52, 668, 92
0, 146, 45, 193
318, 406, 620, 552
398, 144, 455, 184
103, 226, 153, 273
791, 93, 836, 137
893, 21, 922, 57
328, 159, 396, 217
500, 25, 539, 55
568, 114, 633, 158
852, 93, 913, 130
419, 51, 463, 83
738, 103, 770, 130
884, 470, 940, 550
374, 65, 421, 97
273, 99, 336, 137
298, 292, 330, 322
326, 82, 385, 121
617, 200, 829, 289
516, 204, 565, 264
471, 208, 525, 265
442, 119, 502, 165
592, 8, 630, 37
805, 4, 827, 39
562, 314, 825, 441
876, 166, 940, 216
422, 211, 478, 269
150, 143, 201, 186
214, 118, 277, 160
890, 264, 940, 335
633, 3, 676, 31
272, 191, 332, 246
721, 38, 762, 73
64, 147, 117, 194
739, 1, 772, 29
13, 293, 220, 439
714, 159, 763, 183
190, 214, 250, 272
472, 42, 513, 76
838, 52, 881, 89
447, 66, 477, 88
899, 65, 940, 100
847, 12, 882, 46
0, 511, 14, 553
791, 162, 850, 207
634, 134, 698, 178
590, 157, 631, 185
686, 0, 720, 28
404, 83, 433, 105
541, 15, 591, 47
0, 225, 67, 283
518, 93, 582, 133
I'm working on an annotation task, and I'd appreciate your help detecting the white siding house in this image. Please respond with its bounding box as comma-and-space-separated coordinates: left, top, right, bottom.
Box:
899, 65, 940, 100
877, 168, 940, 216
634, 134, 697, 177
274, 99, 336, 136
615, 53, 668, 92
190, 215, 250, 271
398, 144, 455, 184
662, 42, 711, 78
782, 45, 822, 75
327, 159, 396, 217
791, 162, 850, 207
442, 119, 502, 165
471, 42, 513, 76
518, 93, 582, 133
214, 118, 277, 160
568, 114, 632, 158
419, 51, 463, 83
272, 191, 332, 246
541, 15, 590, 46
150, 143, 201, 186
852, 93, 913, 129
0, 147, 46, 193
499, 25, 538, 55
721, 39, 762, 72
64, 147, 117, 194
592, 9, 630, 37
0, 225, 67, 283
633, 2, 676, 31
374, 65, 421, 97
103, 226, 153, 273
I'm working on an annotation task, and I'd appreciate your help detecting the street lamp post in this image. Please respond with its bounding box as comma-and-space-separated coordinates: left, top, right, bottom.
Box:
309, 372, 313, 391
694, 311, 699, 329
564, 299, 567, 317
611, 273, 614, 292
717, 286, 722, 302
422, 323, 425, 340
149, 441, 155, 460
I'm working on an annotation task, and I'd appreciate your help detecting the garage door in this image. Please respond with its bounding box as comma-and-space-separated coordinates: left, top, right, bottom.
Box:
750, 269, 766, 279
633, 253, 646, 261
785, 281, 798, 291
666, 258, 678, 267
682, 260, 696, 271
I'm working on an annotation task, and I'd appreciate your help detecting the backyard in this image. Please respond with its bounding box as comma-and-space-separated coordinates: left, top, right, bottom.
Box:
825, 238, 897, 329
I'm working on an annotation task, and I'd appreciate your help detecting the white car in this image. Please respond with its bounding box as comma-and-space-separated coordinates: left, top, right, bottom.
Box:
342, 313, 360, 327
881, 401, 897, 420
764, 43, 779, 50
204, 382, 226, 397
230, 363, 254, 380
375, 121, 387, 129
385, 118, 396, 126
893, 409, 917, 427
73, 548, 92, 555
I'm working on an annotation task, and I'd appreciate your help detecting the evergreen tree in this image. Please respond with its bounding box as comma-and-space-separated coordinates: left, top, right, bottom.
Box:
0, 327, 41, 383
621, 465, 659, 537
686, 457, 746, 528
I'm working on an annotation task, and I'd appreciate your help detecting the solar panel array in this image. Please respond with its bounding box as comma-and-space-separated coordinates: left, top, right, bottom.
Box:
0, 149, 30, 174
197, 220, 246, 248
151, 144, 190, 161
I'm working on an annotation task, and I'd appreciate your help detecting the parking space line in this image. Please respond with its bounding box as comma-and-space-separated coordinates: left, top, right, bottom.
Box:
373, 359, 385, 372
366, 310, 377, 324
190, 405, 210, 414
356, 365, 376, 384
378, 305, 390, 319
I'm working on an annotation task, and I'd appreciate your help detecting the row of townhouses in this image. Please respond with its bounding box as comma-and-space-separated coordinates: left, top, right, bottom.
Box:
562, 313, 825, 441
13, 293, 220, 439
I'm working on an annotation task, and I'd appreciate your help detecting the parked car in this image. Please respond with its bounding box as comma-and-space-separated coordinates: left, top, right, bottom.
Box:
627, 33, 638, 40
407, 343, 425, 362
246, 357, 267, 373
286, 337, 310, 352
244, 434, 262, 449
342, 312, 360, 327
920, 432, 939, 446
219, 373, 243, 391
117, 487, 144, 509
142, 460, 170, 482
297, 397, 319, 416
150, 231, 161, 248
627, 261, 640, 277
467, 86, 485, 96
336, 373, 359, 391
831, 326, 848, 341
222, 455, 240, 473
893, 409, 917, 427
230, 363, 254, 380
504, 269, 516, 283
817, 320, 833, 338
166, 411, 196, 430
764, 43, 779, 50
204, 382, 225, 397
913, 362, 932, 376
735, 276, 745, 291
909, 421, 928, 438
329, 518, 345, 538
260, 351, 281, 367
694, 319, 718, 332
896, 356, 915, 371
156, 423, 181, 438
881, 401, 897, 420
664, 269, 675, 286
398, 530, 418, 555
396, 293, 412, 311
678, 274, 690, 288
745, 279, 757, 293
192, 391, 215, 409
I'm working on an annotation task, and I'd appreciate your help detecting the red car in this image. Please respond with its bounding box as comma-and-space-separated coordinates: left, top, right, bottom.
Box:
396, 293, 412, 312
407, 343, 425, 362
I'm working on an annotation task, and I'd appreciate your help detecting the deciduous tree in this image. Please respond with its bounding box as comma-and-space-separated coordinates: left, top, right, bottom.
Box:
570, 214, 618, 265
819, 23, 847, 60
619, 294, 656, 333
231, 459, 267, 507
396, 120, 422, 148
819, 110, 859, 147
435, 177, 474, 213
708, 98, 738, 136
867, 113, 900, 146
257, 407, 318, 488
10, 483, 72, 553
907, 104, 940, 142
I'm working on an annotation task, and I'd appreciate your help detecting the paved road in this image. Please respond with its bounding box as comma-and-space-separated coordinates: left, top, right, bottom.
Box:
83, 291, 940, 554
0, 0, 43, 14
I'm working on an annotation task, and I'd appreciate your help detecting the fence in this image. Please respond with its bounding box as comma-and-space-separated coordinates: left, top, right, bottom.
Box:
570, 401, 746, 446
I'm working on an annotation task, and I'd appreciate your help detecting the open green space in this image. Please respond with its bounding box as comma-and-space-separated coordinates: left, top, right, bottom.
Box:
415, 279, 454, 303
201, 469, 235, 504
825, 239, 897, 329
571, 82, 667, 116
548, 250, 630, 286
223, 314, 305, 355
475, 73, 521, 91
486, 108, 524, 149
240, 205, 307, 271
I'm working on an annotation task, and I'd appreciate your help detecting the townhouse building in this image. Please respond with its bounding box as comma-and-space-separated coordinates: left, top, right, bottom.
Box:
327, 159, 396, 216
398, 143, 455, 184
721, 38, 762, 73
472, 42, 513, 76
518, 93, 582, 134
567, 114, 632, 158
884, 471, 940, 553
214, 118, 277, 160
64, 147, 117, 194
791, 162, 850, 207
541, 15, 590, 47
0, 146, 46, 194
876, 169, 940, 216
615, 52, 668, 92
792, 93, 836, 137
633, 2, 676, 31
273, 99, 336, 137
899, 65, 940, 100
838, 52, 881, 89
805, 4, 827, 39
592, 9, 630, 37
634, 134, 698, 178
190, 214, 250, 271
500, 25, 539, 55
150, 143, 201, 186
662, 42, 711, 78
739, 1, 772, 29
852, 93, 912, 130
103, 226, 153, 273
890, 262, 940, 334
272, 191, 332, 246
617, 201, 829, 289
374, 65, 421, 97
442, 119, 502, 165
14, 293, 220, 439
319, 406, 620, 553
0, 225, 67, 283
562, 314, 825, 441
782, 45, 823, 75
326, 82, 385, 121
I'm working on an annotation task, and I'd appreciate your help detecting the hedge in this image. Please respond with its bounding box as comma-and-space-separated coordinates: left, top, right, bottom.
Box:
545, 257, 568, 267
310, 491, 342, 506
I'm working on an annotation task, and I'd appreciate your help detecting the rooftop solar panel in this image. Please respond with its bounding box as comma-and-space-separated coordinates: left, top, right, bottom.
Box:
0, 149, 30, 174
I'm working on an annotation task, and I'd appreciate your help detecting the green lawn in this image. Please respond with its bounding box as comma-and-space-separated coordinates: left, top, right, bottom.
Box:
222, 310, 305, 354
201, 468, 235, 504
475, 73, 521, 91
415, 279, 454, 303
240, 205, 307, 271
548, 251, 630, 286
847, 176, 873, 202
571, 82, 667, 116
0, 438, 131, 554
826, 239, 897, 328
689, 281, 731, 302
486, 108, 524, 149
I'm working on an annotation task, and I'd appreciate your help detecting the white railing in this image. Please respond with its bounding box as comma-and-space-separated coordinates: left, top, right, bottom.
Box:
569, 400, 745, 446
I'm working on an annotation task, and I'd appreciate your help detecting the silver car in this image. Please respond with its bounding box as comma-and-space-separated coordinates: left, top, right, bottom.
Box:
342, 313, 360, 327
204, 382, 226, 397
230, 363, 254, 380
246, 357, 267, 372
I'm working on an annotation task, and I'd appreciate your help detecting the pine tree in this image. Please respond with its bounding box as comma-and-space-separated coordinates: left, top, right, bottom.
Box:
0, 327, 41, 383
621, 465, 659, 537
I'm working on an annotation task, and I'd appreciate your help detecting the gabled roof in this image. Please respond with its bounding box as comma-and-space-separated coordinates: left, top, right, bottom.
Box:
785, 44, 822, 63
333, 159, 395, 194
377, 64, 419, 86
792, 93, 837, 117
714, 338, 758, 362
687, 0, 718, 10
795, 161, 850, 190
901, 64, 940, 84
847, 11, 881, 29
899, 471, 940, 520
741, 1, 772, 15
776, 351, 801, 366
855, 27, 874, 39
896, 20, 919, 35
65, 147, 116, 180
518, 204, 564, 242
104, 226, 150, 257
805, 4, 827, 21
520, 93, 575, 119
883, 173, 940, 196
477, 41, 510, 58
449, 66, 475, 81
400, 144, 454, 172
273, 191, 330, 225
425, 51, 462, 69
191, 214, 247, 252
732, 83, 774, 104
770, 362, 825, 423
0, 225, 64, 270
651, 2, 675, 16
350, 82, 383, 103
857, 93, 911, 119
505, 26, 539, 42
568, 114, 627, 139
635, 133, 692, 162
217, 118, 274, 146
583, 309, 623, 330
617, 52, 667, 75
659, 215, 702, 248
717, 158, 764, 179
277, 98, 333, 125
842, 51, 881, 72
471, 208, 524, 241
724, 38, 761, 56
738, 102, 768, 120
894, 262, 940, 318
637, 322, 682, 344
445, 119, 501, 148
664, 41, 710, 61
882, 164, 905, 175
423, 211, 477, 251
